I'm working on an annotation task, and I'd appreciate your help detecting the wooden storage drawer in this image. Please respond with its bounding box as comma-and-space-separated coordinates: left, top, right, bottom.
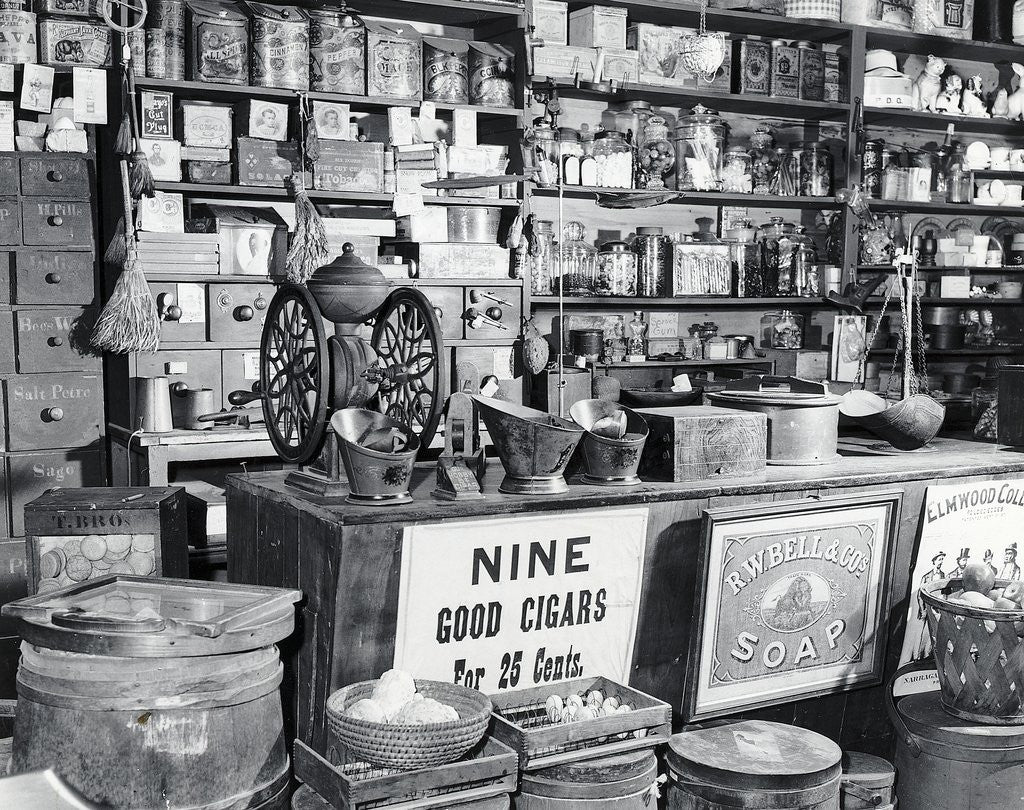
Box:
14, 308, 101, 372
0, 540, 27, 630
152, 281, 207, 344
0, 251, 10, 304
207, 283, 272, 345
462, 285, 520, 342
222, 348, 261, 404
421, 286, 464, 341
3, 373, 103, 451
0, 200, 21, 246
0, 156, 16, 191
20, 156, 90, 199
133, 350, 222, 428
6, 449, 104, 535
0, 461, 7, 536
13, 250, 94, 305
0, 311, 13, 376
21, 200, 93, 247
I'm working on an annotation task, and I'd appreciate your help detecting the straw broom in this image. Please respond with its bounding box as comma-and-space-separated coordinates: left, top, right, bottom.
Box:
285, 93, 328, 283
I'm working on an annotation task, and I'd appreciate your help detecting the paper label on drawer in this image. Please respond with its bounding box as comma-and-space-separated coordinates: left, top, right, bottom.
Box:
242, 351, 260, 381
175, 283, 205, 324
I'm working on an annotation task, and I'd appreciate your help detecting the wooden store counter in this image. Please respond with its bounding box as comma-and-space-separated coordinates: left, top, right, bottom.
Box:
226, 438, 1024, 756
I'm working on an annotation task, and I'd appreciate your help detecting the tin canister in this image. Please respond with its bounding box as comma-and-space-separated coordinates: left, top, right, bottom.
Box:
150, 0, 185, 79
246, 2, 309, 91
366, 22, 420, 100
0, 10, 37, 64
423, 36, 469, 104
187, 0, 247, 84
863, 138, 884, 198
469, 42, 515, 107
128, 28, 146, 76
309, 6, 364, 95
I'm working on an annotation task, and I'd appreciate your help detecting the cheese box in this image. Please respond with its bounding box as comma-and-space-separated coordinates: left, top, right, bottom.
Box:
532, 0, 568, 45
532, 45, 597, 82
312, 140, 384, 192
240, 98, 289, 141
39, 17, 111, 66
599, 47, 639, 84
569, 5, 627, 49
769, 39, 799, 98
735, 37, 770, 95
408, 243, 510, 279
179, 100, 233, 148
235, 137, 301, 187
24, 487, 188, 595
637, 405, 767, 483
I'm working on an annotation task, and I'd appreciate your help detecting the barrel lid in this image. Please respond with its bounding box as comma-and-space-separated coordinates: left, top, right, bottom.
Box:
527, 749, 656, 784
667, 721, 842, 791
897, 691, 1024, 747
840, 751, 895, 790
707, 375, 843, 407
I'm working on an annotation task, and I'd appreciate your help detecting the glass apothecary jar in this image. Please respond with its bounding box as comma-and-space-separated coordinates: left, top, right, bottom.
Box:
770, 147, 798, 196
633, 226, 669, 297
731, 229, 763, 298
945, 143, 972, 204
761, 310, 805, 349
593, 130, 634, 189
757, 216, 787, 296
639, 116, 675, 189
528, 219, 556, 296
596, 241, 638, 296
558, 127, 583, 186
722, 146, 753, 193
674, 105, 725, 192
799, 141, 833, 197
749, 127, 778, 195
557, 221, 598, 296
524, 119, 559, 188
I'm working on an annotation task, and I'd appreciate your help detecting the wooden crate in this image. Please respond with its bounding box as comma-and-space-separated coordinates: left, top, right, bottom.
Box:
293, 734, 517, 810
488, 676, 671, 772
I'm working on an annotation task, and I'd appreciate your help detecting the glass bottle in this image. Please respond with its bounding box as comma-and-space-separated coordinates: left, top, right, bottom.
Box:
799, 141, 833, 197
792, 228, 818, 297
674, 105, 726, 192
602, 100, 654, 147
529, 219, 556, 296
766, 310, 805, 349
770, 147, 798, 196
596, 241, 638, 296
731, 228, 763, 298
945, 143, 972, 204
722, 146, 753, 193
593, 130, 634, 188
525, 119, 559, 188
627, 311, 648, 358
758, 216, 787, 296
557, 221, 598, 296
558, 127, 582, 186
639, 116, 676, 189
749, 127, 778, 195
881, 147, 907, 201
633, 227, 668, 297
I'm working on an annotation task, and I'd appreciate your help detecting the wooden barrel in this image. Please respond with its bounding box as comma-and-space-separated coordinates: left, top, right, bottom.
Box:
292, 784, 511, 809
665, 720, 842, 809
13, 642, 290, 809
514, 749, 658, 809
894, 691, 1024, 810
840, 751, 895, 810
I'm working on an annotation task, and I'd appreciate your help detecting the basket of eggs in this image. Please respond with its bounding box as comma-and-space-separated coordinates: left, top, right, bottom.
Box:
920, 562, 1024, 724
326, 669, 493, 769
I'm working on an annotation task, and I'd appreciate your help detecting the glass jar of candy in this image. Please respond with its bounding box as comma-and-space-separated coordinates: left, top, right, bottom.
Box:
557, 221, 598, 296
596, 241, 638, 296
525, 119, 559, 187
799, 141, 833, 197
558, 127, 583, 186
722, 146, 753, 193
731, 231, 763, 297
763, 310, 805, 349
639, 116, 676, 189
770, 147, 798, 196
757, 216, 787, 296
528, 219, 556, 296
633, 227, 669, 297
593, 130, 634, 188
749, 127, 778, 195
674, 105, 725, 192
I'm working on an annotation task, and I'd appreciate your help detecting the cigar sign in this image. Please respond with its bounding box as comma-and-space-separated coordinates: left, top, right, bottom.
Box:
685, 493, 902, 721
393, 508, 648, 693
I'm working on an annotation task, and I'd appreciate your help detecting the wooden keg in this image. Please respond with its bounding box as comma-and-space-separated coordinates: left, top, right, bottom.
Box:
514, 749, 658, 809
3, 576, 302, 810
665, 720, 842, 809
292, 783, 511, 809
893, 691, 1024, 810
839, 751, 895, 810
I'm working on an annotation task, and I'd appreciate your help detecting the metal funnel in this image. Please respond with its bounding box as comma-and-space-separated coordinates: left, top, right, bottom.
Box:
331, 408, 420, 505
472, 396, 584, 495
569, 399, 649, 486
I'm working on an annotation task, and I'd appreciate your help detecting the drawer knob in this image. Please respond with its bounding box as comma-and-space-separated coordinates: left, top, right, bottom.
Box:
170, 382, 189, 397
48, 215, 63, 227
433, 306, 443, 320
163, 305, 182, 322
45, 407, 64, 422
47, 170, 64, 182
48, 336, 63, 347
234, 305, 254, 322
45, 272, 61, 284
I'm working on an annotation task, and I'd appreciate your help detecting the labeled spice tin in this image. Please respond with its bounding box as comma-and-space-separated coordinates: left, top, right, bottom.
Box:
35, 0, 95, 16
187, 0, 248, 84
797, 41, 824, 101
366, 21, 420, 100
149, 0, 185, 80
769, 38, 798, 98
423, 36, 469, 104
246, 2, 309, 91
309, 5, 364, 95
0, 10, 37, 64
735, 37, 770, 95
39, 17, 111, 65
469, 42, 514, 108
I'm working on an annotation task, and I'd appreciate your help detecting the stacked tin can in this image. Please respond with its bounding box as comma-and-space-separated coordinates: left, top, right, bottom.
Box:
309, 5, 365, 94
147, 0, 185, 80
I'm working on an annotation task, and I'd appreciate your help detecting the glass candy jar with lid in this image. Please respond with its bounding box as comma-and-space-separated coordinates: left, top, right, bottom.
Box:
799, 141, 833, 197
675, 105, 725, 192
749, 126, 778, 195
762, 310, 805, 349
524, 119, 559, 187
601, 99, 653, 146
639, 116, 676, 189
528, 218, 556, 296
558, 127, 583, 185
593, 130, 634, 188
633, 227, 669, 297
557, 221, 598, 296
757, 216, 788, 296
770, 147, 798, 196
722, 146, 753, 193
729, 222, 763, 297
945, 142, 972, 204
596, 241, 638, 296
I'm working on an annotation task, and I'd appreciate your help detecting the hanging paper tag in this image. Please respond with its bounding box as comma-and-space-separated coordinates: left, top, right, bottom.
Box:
20, 64, 54, 114
388, 106, 414, 146
0, 101, 13, 152
72, 67, 107, 124
392, 192, 425, 217
0, 64, 13, 94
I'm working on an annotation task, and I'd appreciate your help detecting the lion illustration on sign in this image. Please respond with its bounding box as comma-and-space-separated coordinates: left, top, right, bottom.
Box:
760, 572, 832, 633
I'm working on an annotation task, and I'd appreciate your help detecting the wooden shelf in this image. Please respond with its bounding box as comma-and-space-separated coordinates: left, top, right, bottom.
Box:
864, 107, 1024, 137
592, 358, 773, 368
532, 296, 829, 307
868, 199, 1024, 216
871, 347, 1024, 356
531, 185, 838, 209
863, 297, 1024, 306
153, 181, 519, 207
865, 29, 1024, 63
858, 265, 1024, 272
539, 79, 849, 120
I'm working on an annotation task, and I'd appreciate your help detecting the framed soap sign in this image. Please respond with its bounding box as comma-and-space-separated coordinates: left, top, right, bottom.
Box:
684, 492, 902, 721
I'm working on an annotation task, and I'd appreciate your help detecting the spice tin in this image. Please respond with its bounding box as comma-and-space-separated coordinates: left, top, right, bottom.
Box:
735, 36, 770, 95
309, 5, 364, 95
824, 49, 841, 102
423, 36, 469, 104
469, 42, 515, 108
149, 0, 185, 80
769, 39, 798, 98
39, 17, 110, 65
128, 28, 146, 76
366, 21, 420, 100
246, 2, 309, 91
35, 0, 95, 16
187, 0, 248, 84
863, 138, 884, 198
797, 41, 824, 101
0, 10, 37, 64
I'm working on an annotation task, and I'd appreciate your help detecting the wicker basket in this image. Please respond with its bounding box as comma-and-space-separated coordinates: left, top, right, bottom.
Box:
921, 578, 1024, 725
326, 680, 492, 769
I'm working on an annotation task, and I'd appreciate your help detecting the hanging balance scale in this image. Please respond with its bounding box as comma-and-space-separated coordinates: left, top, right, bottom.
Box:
230, 244, 445, 496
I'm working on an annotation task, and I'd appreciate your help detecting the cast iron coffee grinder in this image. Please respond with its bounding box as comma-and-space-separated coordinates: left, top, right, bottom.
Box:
231, 243, 445, 496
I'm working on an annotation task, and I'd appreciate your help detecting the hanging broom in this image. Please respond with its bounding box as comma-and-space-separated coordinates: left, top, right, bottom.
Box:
285, 93, 328, 283
92, 161, 160, 354
118, 43, 153, 198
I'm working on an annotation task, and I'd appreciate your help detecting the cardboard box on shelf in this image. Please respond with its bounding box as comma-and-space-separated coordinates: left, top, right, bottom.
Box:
533, 0, 568, 45
569, 5, 628, 49
532, 45, 598, 82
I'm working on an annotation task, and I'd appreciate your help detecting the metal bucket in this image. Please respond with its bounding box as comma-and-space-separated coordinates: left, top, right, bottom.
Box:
331, 408, 420, 505
472, 396, 584, 495
448, 207, 501, 243
568, 399, 649, 486
840, 751, 895, 810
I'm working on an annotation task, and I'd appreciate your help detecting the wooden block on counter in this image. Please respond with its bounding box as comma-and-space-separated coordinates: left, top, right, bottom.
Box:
761, 349, 830, 381
636, 405, 767, 482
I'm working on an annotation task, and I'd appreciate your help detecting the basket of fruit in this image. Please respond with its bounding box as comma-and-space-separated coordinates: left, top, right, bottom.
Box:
326, 670, 493, 769
920, 562, 1024, 724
